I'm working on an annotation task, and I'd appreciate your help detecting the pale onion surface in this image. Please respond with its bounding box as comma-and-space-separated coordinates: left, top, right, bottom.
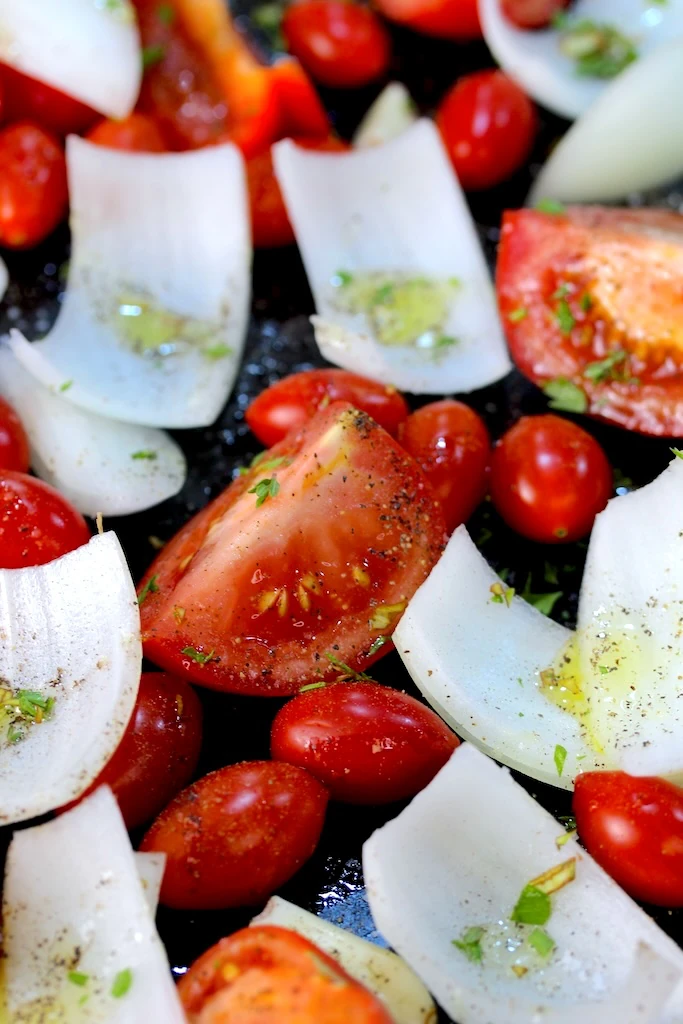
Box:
3, 787, 185, 1022
0, 0, 141, 118
353, 83, 418, 148
479, 0, 682, 120
274, 120, 511, 394
135, 852, 166, 916
364, 743, 683, 1024
12, 138, 251, 428
0, 259, 7, 303
528, 37, 683, 202
252, 896, 437, 1024
0, 533, 141, 824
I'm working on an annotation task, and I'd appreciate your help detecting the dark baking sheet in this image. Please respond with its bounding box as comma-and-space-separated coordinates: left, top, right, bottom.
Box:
1, 20, 681, 1020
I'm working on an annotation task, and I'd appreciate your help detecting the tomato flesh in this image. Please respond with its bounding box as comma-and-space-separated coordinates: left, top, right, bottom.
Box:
574, 771, 683, 907
0, 471, 90, 569
178, 925, 393, 1023
372, 0, 481, 39
141, 761, 329, 909
0, 64, 97, 136
140, 402, 445, 695
271, 681, 458, 803
246, 369, 409, 445
498, 207, 683, 436
0, 122, 68, 249
437, 70, 537, 191
0, 398, 30, 474
282, 1, 391, 89
399, 399, 490, 534
86, 113, 167, 152
501, 0, 569, 28
269, 58, 331, 141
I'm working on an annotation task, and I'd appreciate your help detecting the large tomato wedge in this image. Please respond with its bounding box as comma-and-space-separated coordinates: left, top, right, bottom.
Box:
139, 402, 446, 695
497, 206, 683, 436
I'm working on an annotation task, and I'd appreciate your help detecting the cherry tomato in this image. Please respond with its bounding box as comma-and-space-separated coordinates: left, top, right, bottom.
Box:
271, 682, 458, 804
0, 122, 68, 249
178, 925, 393, 1023
247, 137, 347, 250
399, 400, 490, 534
86, 113, 167, 152
270, 58, 331, 140
63, 672, 203, 829
436, 70, 537, 191
501, 0, 569, 28
489, 414, 612, 543
0, 471, 90, 569
139, 402, 445, 695
0, 64, 97, 136
498, 207, 683, 437
246, 369, 409, 445
140, 761, 329, 909
574, 771, 683, 907
0, 398, 30, 474
282, 1, 391, 89
371, 0, 481, 39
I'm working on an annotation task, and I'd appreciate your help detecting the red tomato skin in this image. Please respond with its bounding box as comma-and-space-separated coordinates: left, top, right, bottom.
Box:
501, 0, 569, 28
0, 471, 90, 569
399, 400, 490, 534
489, 414, 612, 543
0, 64, 97, 136
62, 672, 203, 829
86, 113, 167, 152
140, 761, 329, 910
372, 0, 481, 39
0, 397, 30, 474
270, 58, 331, 140
246, 369, 409, 445
283, 1, 391, 89
437, 70, 537, 190
574, 772, 683, 907
0, 122, 68, 249
271, 682, 458, 804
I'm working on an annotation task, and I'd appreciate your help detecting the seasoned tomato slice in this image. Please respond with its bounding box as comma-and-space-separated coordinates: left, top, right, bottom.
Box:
140, 402, 446, 695
497, 206, 683, 436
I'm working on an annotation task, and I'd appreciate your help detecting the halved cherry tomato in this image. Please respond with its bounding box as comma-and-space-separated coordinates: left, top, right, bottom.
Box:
247, 137, 347, 250
0, 122, 68, 248
399, 400, 490, 534
0, 398, 30, 474
271, 682, 458, 803
86, 113, 167, 152
139, 402, 445, 695
437, 70, 537, 191
63, 672, 202, 829
141, 761, 328, 909
489, 414, 612, 543
0, 64, 97, 136
270, 58, 331, 140
246, 369, 408, 445
372, 0, 481, 39
574, 771, 683, 907
498, 207, 683, 436
501, 0, 569, 29
0, 471, 90, 569
282, 1, 391, 89
178, 925, 393, 1023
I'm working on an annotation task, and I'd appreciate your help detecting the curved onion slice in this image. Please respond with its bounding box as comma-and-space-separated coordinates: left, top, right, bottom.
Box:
3, 787, 185, 1022
353, 83, 418, 148
136, 852, 166, 916
528, 37, 683, 203
273, 120, 510, 394
252, 897, 436, 1024
0, 335, 186, 517
479, 0, 681, 120
0, 532, 141, 824
0, 0, 141, 119
364, 743, 683, 1024
11, 137, 251, 428
394, 525, 602, 789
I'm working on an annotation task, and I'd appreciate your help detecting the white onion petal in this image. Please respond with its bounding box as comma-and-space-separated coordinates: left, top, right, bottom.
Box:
12, 137, 251, 428
353, 83, 418, 148
0, 532, 141, 824
0, 258, 7, 302
135, 852, 166, 916
364, 743, 683, 1024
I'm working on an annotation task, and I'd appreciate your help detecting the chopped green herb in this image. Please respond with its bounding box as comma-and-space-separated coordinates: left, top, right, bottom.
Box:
552, 283, 570, 300
490, 582, 515, 607
510, 885, 551, 926
157, 2, 174, 22
325, 651, 373, 681
247, 455, 289, 474
111, 969, 133, 999
432, 334, 458, 351
671, 448, 683, 460
68, 971, 89, 987
530, 857, 576, 895
583, 349, 627, 382
554, 743, 568, 776
543, 378, 588, 414
299, 681, 328, 693
580, 293, 593, 312
59, 379, 73, 392
508, 307, 528, 323
181, 646, 215, 665
0, 688, 56, 745
251, 2, 285, 45
544, 562, 559, 585
203, 342, 233, 360
249, 477, 280, 507
372, 283, 394, 305
613, 467, 633, 491
535, 198, 566, 215
528, 928, 555, 957
558, 19, 638, 79
477, 527, 492, 546
142, 44, 165, 69
521, 576, 563, 617
452, 925, 485, 963
599, 664, 609, 675
367, 635, 388, 657
556, 828, 577, 849
558, 814, 577, 830
131, 449, 158, 461
555, 299, 575, 335
517, 677, 524, 687
334, 270, 354, 287
7, 723, 23, 744
137, 575, 159, 605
